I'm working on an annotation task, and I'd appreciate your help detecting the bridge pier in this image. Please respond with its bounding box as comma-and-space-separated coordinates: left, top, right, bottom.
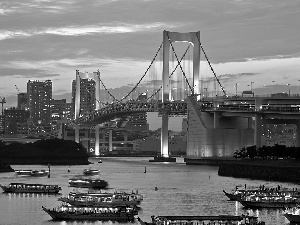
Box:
254, 114, 262, 148
213, 112, 220, 128
95, 125, 100, 156
75, 125, 79, 143
109, 129, 113, 152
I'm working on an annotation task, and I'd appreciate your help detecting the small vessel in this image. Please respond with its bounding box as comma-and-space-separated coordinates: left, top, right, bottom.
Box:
284, 206, 300, 223
237, 195, 300, 208
69, 178, 108, 189
15, 169, 49, 177
137, 215, 265, 225
98, 160, 102, 163
58, 191, 143, 207
42, 205, 138, 221
83, 169, 100, 175
0, 183, 61, 193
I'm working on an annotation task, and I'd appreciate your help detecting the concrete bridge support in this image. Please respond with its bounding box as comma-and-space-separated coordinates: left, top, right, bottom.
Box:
109, 129, 113, 152
75, 125, 79, 143
95, 125, 100, 156
254, 114, 262, 148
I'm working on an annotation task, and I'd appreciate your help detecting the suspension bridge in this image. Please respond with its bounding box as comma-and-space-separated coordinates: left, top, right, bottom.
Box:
70, 30, 300, 159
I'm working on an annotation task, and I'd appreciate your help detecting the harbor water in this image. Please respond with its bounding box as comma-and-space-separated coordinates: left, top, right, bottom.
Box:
0, 157, 295, 225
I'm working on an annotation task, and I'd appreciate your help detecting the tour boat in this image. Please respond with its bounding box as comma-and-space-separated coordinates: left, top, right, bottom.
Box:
237, 195, 300, 208
42, 205, 138, 221
69, 178, 108, 189
284, 206, 300, 223
137, 215, 265, 225
0, 183, 61, 193
83, 169, 100, 175
58, 191, 143, 207
15, 169, 49, 177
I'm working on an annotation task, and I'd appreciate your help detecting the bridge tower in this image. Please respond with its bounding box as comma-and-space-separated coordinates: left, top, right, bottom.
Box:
74, 70, 101, 155
161, 30, 200, 158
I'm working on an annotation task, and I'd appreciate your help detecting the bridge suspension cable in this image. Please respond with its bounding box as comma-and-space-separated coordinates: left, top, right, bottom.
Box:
146, 43, 192, 101
119, 42, 163, 102
166, 32, 194, 95
196, 34, 227, 97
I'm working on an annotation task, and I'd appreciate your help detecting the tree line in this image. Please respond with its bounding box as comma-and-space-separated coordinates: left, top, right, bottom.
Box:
0, 138, 89, 160
233, 144, 300, 160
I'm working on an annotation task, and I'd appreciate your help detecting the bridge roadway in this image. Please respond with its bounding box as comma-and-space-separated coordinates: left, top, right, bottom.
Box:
75, 96, 300, 126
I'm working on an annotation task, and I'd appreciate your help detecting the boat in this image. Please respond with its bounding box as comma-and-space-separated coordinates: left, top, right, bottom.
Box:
237, 195, 300, 208
69, 178, 108, 189
98, 160, 102, 163
284, 206, 300, 223
58, 191, 143, 207
223, 186, 300, 201
15, 169, 49, 177
137, 215, 265, 225
42, 205, 138, 221
0, 183, 62, 193
83, 169, 100, 175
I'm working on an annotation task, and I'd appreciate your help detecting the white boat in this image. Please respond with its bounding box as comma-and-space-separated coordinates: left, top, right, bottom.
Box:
0, 183, 61, 193
83, 169, 100, 175
42, 205, 137, 221
15, 169, 49, 177
69, 178, 108, 189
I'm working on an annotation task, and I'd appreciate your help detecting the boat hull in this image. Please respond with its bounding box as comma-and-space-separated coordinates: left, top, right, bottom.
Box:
0, 183, 61, 194
284, 213, 300, 223
42, 206, 137, 221
223, 190, 241, 201
238, 200, 298, 208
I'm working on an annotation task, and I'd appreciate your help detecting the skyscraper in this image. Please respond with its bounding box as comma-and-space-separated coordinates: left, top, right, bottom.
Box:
27, 80, 52, 124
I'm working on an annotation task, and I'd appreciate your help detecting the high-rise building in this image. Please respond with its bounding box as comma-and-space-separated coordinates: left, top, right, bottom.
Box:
17, 93, 28, 110
4, 108, 30, 135
27, 80, 52, 124
72, 78, 96, 115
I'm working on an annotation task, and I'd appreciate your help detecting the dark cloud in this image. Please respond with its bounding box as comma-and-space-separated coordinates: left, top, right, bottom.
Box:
0, 68, 60, 78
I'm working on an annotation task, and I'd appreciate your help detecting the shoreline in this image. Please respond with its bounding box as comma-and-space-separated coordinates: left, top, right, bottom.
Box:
218, 159, 300, 184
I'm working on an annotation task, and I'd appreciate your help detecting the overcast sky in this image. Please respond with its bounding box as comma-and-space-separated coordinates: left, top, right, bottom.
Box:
1, 0, 300, 130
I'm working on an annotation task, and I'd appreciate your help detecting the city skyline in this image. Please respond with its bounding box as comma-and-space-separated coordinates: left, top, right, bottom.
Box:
1, 1, 300, 110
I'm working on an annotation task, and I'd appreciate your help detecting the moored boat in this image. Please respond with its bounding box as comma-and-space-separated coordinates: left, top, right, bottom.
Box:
69, 178, 108, 189
58, 191, 143, 207
0, 183, 61, 193
15, 169, 49, 177
237, 195, 300, 208
137, 215, 265, 225
42, 205, 138, 221
83, 169, 100, 175
284, 206, 300, 223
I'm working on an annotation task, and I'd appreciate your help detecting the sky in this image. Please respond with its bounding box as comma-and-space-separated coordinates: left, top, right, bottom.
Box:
1, 0, 300, 130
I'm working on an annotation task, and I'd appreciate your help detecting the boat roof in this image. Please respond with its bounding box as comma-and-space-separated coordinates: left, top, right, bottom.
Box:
156, 215, 258, 221
10, 183, 57, 186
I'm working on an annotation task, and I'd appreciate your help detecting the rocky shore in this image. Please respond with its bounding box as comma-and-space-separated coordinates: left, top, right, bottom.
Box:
218, 159, 300, 183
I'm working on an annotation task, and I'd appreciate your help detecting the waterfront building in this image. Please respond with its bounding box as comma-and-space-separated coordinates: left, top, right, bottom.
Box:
4, 108, 30, 135
0, 115, 5, 135
27, 80, 52, 124
262, 124, 296, 147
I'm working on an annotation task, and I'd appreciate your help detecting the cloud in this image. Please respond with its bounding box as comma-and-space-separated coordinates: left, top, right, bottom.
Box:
0, 22, 178, 41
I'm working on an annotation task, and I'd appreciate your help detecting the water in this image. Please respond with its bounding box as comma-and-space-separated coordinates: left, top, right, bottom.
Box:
0, 157, 295, 225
